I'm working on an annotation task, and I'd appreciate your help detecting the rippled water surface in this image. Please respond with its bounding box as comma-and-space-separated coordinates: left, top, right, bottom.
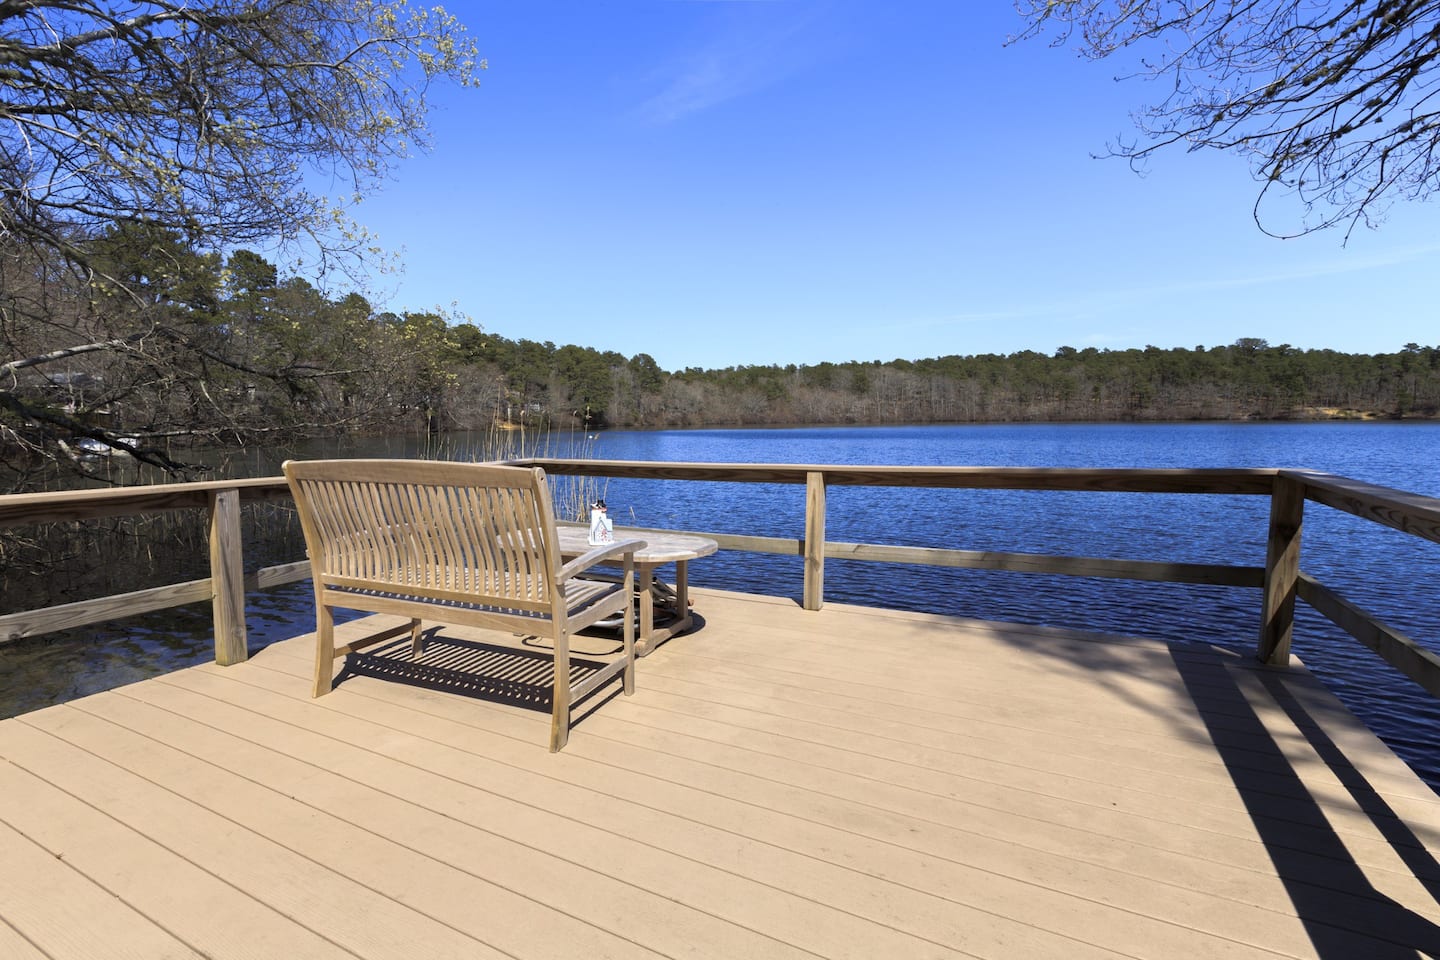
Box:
6, 422, 1439, 790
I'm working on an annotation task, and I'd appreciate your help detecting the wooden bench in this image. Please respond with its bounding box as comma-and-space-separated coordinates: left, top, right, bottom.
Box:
284, 458, 644, 751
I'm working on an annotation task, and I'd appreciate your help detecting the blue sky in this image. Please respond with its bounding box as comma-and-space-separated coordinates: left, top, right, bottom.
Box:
350, 1, 1438, 372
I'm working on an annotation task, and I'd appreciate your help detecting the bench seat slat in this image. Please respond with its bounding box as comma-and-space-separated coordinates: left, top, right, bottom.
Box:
322, 575, 624, 618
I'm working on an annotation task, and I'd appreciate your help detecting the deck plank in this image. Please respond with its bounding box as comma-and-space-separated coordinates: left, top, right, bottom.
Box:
0, 713, 497, 960
0, 724, 356, 960
235, 646, 1150, 959
29, 692, 657, 960
246, 640, 1392, 959
152, 658, 981, 960
624, 658, 1440, 915
0, 812, 199, 960
78, 676, 805, 960
3, 587, 1440, 959
0, 920, 49, 960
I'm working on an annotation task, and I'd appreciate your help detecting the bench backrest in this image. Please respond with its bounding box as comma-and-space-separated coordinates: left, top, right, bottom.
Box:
284, 459, 563, 614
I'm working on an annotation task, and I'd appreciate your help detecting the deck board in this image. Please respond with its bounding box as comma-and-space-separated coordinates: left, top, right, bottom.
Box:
3, 587, 1440, 959
0, 813, 201, 960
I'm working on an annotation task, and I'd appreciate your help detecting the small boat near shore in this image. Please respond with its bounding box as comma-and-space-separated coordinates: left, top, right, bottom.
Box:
73, 436, 138, 457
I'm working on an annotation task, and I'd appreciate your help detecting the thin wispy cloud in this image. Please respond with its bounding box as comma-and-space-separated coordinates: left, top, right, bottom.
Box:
1000, 243, 1436, 323
636, 3, 840, 123
1138, 242, 1440, 301
878, 241, 1440, 352
894, 307, 1053, 332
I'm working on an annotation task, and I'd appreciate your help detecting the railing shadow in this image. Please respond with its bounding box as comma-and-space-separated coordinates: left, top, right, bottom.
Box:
948, 617, 1440, 957
1167, 648, 1440, 957
1254, 666, 1440, 886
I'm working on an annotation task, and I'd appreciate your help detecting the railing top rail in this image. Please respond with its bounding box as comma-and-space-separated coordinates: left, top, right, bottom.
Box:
1282, 468, 1440, 546
0, 476, 290, 529
511, 458, 1282, 494
6, 461, 1439, 547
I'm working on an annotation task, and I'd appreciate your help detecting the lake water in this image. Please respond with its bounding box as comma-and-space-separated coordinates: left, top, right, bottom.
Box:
5, 422, 1439, 790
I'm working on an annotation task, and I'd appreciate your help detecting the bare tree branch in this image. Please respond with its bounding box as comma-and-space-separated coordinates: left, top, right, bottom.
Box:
1013, 0, 1440, 237
1, 332, 152, 379
1, 1, 483, 482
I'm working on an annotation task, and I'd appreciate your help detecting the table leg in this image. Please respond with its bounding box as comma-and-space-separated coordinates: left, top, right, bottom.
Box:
634, 561, 696, 657
637, 564, 656, 656
674, 560, 689, 616
669, 559, 695, 638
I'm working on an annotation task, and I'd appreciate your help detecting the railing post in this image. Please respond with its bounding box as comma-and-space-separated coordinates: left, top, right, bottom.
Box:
1257, 473, 1304, 665
208, 487, 249, 665
803, 471, 826, 611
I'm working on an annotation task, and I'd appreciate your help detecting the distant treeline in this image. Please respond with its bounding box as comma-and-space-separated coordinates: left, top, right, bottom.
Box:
8, 226, 1433, 484
445, 332, 1440, 430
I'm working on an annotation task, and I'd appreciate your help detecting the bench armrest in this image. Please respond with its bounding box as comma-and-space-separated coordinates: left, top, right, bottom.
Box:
558, 537, 647, 581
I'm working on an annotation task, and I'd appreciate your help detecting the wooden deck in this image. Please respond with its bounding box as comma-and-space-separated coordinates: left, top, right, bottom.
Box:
3, 588, 1439, 959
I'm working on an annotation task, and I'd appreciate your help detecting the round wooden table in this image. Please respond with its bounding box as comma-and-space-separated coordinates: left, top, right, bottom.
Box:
555, 526, 718, 656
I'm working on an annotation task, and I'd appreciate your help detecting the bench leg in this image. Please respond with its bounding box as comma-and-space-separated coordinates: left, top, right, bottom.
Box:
409, 618, 423, 656
313, 603, 335, 698
551, 628, 571, 752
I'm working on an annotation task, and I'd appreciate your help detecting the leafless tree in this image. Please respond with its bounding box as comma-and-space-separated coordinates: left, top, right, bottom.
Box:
1013, 0, 1440, 238
1, 0, 482, 475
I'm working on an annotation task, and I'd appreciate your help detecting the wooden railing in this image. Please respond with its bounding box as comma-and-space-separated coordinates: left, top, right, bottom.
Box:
1261, 469, 1440, 696
0, 477, 300, 665
1, 462, 1438, 697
